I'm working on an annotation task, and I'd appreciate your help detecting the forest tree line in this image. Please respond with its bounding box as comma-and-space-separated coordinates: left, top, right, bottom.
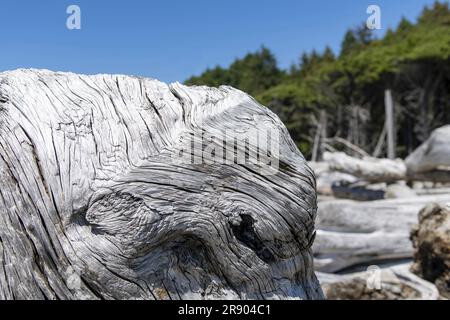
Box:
185, 2, 450, 160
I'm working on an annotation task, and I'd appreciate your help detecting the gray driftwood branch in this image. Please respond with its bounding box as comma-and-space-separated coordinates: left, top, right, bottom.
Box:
323, 123, 450, 184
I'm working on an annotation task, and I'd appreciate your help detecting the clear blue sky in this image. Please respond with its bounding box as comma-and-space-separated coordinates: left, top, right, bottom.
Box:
0, 0, 439, 83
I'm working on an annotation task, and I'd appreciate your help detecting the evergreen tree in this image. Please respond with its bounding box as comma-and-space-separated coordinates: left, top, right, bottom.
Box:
341, 30, 359, 56
397, 17, 413, 32
184, 1, 450, 159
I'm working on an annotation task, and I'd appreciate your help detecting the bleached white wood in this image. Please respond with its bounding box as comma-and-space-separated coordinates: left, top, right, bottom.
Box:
313, 194, 450, 273
385, 89, 396, 160
322, 152, 407, 183
0, 69, 323, 300
405, 125, 450, 174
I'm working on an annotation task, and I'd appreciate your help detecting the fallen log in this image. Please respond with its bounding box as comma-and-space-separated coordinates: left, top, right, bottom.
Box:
323, 151, 450, 183
0, 69, 323, 300
322, 152, 406, 183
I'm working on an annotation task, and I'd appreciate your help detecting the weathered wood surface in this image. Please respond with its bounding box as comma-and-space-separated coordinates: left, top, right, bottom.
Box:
0, 69, 323, 300
323, 148, 450, 183
313, 194, 450, 273
322, 125, 450, 183
322, 152, 406, 183
405, 125, 450, 174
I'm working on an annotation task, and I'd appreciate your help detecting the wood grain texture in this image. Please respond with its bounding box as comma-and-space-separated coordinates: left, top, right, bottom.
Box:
0, 69, 323, 300
322, 152, 407, 183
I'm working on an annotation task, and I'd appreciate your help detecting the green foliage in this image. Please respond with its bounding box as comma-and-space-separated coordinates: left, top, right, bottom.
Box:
341, 30, 359, 56
419, 0, 450, 24
185, 46, 284, 96
340, 23, 375, 56
397, 17, 413, 33
184, 2, 450, 158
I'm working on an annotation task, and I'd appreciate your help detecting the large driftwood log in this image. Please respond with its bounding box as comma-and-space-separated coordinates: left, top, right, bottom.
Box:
322, 152, 406, 183
313, 195, 450, 273
323, 150, 450, 183
405, 125, 450, 174
0, 69, 323, 300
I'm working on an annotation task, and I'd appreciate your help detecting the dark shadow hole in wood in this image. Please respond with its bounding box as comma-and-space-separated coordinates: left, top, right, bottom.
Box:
229, 214, 276, 263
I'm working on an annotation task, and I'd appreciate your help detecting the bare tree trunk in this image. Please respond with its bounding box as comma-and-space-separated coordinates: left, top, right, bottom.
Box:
385, 89, 396, 159
312, 110, 327, 162
311, 116, 322, 162
319, 111, 328, 161
347, 105, 360, 148
372, 123, 387, 158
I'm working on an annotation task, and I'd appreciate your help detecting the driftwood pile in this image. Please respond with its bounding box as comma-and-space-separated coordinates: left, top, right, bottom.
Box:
0, 68, 448, 300
322, 125, 450, 184
313, 194, 450, 273
312, 125, 450, 299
